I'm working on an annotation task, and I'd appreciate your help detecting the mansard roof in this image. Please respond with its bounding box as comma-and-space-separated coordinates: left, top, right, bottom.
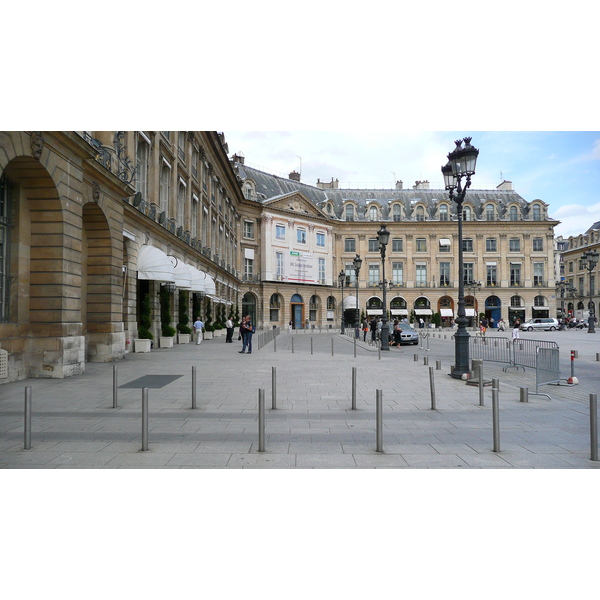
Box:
233, 162, 553, 223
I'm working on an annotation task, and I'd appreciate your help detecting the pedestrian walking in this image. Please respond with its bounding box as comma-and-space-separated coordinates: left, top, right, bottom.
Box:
370, 317, 377, 344
193, 316, 204, 345
288, 320, 293, 333
225, 316, 234, 343
512, 319, 521, 340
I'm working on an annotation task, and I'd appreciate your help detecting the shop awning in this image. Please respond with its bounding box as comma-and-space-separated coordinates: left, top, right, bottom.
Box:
171, 258, 193, 289
342, 296, 357, 310
414, 309, 433, 315
465, 308, 476, 316
390, 309, 408, 315
440, 308, 454, 317
137, 245, 175, 283
188, 267, 216, 294
366, 309, 383, 315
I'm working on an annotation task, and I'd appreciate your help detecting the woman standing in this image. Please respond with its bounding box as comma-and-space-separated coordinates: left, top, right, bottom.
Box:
512, 319, 521, 340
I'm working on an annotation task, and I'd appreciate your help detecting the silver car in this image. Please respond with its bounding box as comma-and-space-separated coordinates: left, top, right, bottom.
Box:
396, 321, 419, 345
519, 318, 559, 332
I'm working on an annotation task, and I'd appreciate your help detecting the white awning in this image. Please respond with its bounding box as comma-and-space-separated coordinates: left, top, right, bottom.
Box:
202, 273, 216, 295
171, 258, 192, 289
414, 309, 433, 315
465, 308, 476, 316
439, 238, 451, 247
137, 245, 175, 283
187, 267, 216, 294
366, 309, 383, 315
342, 296, 357, 310
440, 308, 454, 317
390, 309, 408, 315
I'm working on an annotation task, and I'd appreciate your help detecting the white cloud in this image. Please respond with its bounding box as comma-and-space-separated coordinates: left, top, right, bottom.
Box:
551, 203, 600, 238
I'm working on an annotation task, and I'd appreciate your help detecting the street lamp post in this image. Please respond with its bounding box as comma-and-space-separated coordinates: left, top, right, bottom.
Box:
441, 137, 479, 379
567, 285, 578, 322
377, 224, 391, 351
353, 254, 362, 339
338, 270, 347, 334
582, 250, 599, 333
466, 281, 482, 329
555, 280, 567, 326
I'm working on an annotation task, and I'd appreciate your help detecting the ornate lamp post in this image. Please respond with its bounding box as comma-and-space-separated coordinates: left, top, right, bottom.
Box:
466, 280, 482, 329
566, 285, 578, 322
353, 254, 362, 339
581, 250, 599, 333
338, 270, 347, 334
441, 137, 479, 379
555, 280, 567, 325
377, 224, 391, 351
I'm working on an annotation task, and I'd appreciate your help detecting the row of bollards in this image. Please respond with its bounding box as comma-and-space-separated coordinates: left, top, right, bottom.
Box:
19, 361, 600, 460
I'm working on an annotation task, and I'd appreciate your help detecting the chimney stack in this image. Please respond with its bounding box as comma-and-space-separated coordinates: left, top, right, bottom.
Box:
289, 170, 301, 182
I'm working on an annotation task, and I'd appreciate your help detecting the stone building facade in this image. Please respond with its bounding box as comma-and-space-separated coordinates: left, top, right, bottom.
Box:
233, 157, 560, 331
0, 131, 250, 384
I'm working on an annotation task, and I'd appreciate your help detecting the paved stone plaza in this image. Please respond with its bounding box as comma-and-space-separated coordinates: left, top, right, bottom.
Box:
1, 329, 599, 468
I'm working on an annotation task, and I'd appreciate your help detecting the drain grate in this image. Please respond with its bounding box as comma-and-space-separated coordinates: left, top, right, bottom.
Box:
119, 374, 183, 389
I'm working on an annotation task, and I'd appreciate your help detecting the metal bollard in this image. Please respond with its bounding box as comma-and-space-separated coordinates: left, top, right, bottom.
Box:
436, 360, 441, 371
192, 365, 197, 409
274, 335, 277, 353
113, 364, 118, 408
378, 343, 381, 360
272, 367, 277, 409
520, 387, 529, 403
354, 335, 356, 358
424, 356, 429, 366
429, 366, 436, 410
142, 387, 149, 451
478, 364, 484, 407
24, 386, 32, 450
591, 394, 598, 462
571, 350, 576, 380
331, 338, 334, 356
596, 353, 600, 362
492, 378, 500, 452
352, 367, 357, 410
414, 353, 418, 362
426, 335, 430, 352
376, 390, 383, 452
258, 389, 265, 452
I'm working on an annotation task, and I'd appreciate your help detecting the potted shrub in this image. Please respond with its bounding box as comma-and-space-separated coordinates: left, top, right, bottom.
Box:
204, 298, 213, 339
135, 294, 153, 352
203, 323, 214, 340
177, 291, 192, 343
159, 286, 176, 348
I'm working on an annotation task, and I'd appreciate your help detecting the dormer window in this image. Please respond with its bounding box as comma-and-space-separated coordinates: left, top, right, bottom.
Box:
532, 204, 541, 220
345, 205, 354, 221
369, 206, 378, 221
416, 206, 425, 221
439, 204, 449, 221
392, 204, 402, 221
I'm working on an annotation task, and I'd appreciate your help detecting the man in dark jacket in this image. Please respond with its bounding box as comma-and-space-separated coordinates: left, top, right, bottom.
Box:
239, 317, 254, 354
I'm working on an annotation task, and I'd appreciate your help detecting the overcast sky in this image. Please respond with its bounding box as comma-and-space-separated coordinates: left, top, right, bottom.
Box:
224, 131, 600, 239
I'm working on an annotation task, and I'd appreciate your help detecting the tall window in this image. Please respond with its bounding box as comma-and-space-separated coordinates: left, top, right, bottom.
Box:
244, 258, 253, 280
415, 238, 427, 252
344, 238, 356, 253
439, 204, 449, 221
276, 225, 285, 240
392, 238, 403, 252
243, 220, 254, 239
462, 238, 474, 252
463, 262, 474, 285
439, 262, 450, 286
510, 264, 521, 286
368, 238, 379, 253
345, 205, 354, 221
416, 206, 425, 221
136, 136, 149, 199
0, 175, 11, 323
159, 160, 170, 214
316, 232, 325, 247
202, 207, 208, 245
177, 181, 186, 227
463, 206, 472, 221
346, 263, 356, 284
178, 132, 186, 163
369, 264, 380, 286
487, 264, 497, 286
369, 206, 378, 221
486, 238, 497, 252
416, 264, 427, 287
297, 229, 306, 244
191, 194, 198, 238
318, 257, 325, 283
509, 238, 521, 252
533, 237, 543, 252
510, 206, 518, 221
392, 262, 403, 285
533, 263, 544, 286
270, 293, 280, 321
486, 204, 495, 220
532, 204, 541, 220
392, 204, 402, 221
191, 147, 198, 179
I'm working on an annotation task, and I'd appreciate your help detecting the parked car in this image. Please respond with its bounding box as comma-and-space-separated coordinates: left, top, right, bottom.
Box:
397, 321, 419, 345
519, 318, 559, 332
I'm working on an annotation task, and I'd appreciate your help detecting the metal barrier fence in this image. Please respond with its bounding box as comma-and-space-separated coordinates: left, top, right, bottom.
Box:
535, 346, 561, 398
469, 336, 559, 372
